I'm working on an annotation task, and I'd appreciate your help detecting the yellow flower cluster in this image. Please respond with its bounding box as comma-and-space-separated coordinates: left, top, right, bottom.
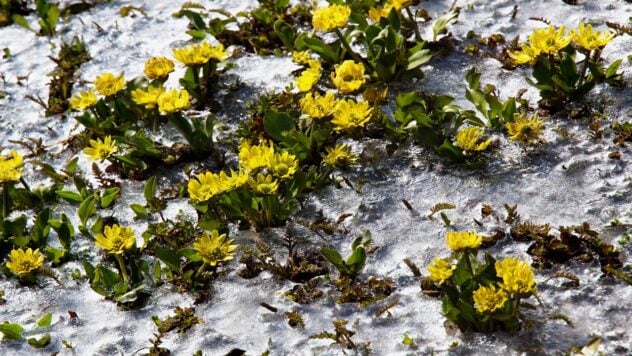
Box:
95, 224, 136, 254
188, 140, 298, 202
472, 284, 508, 313
144, 56, 175, 80
454, 127, 492, 152
312, 4, 351, 32
0, 150, 24, 183
193, 230, 238, 266
172, 41, 228, 66
156, 88, 190, 114
506, 114, 545, 145
495, 257, 536, 295
94, 72, 126, 96
445, 231, 483, 252
331, 60, 366, 94
571, 23, 615, 51
69, 89, 98, 111
6, 248, 44, 276
368, 0, 412, 22
296, 60, 322, 92
331, 99, 373, 131
131, 86, 164, 110
83, 135, 118, 161
428, 257, 456, 284
300, 91, 337, 119
322, 144, 358, 167
291, 50, 312, 65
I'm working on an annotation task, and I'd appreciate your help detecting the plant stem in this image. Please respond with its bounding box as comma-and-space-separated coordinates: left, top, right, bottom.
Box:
577, 49, 591, 86
464, 249, 475, 276
20, 177, 31, 192
2, 183, 8, 219
405, 7, 422, 42
334, 29, 367, 67
194, 262, 207, 279
115, 254, 129, 283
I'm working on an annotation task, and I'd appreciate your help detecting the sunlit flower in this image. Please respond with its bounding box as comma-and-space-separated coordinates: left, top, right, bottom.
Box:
270, 151, 299, 179
322, 144, 358, 167
508, 43, 541, 65
300, 91, 337, 119
428, 257, 456, 284
472, 284, 508, 313
94, 72, 125, 96
296, 60, 321, 92
495, 257, 536, 295
193, 230, 238, 266
312, 4, 351, 32
506, 114, 545, 145
571, 23, 615, 51
331, 60, 366, 94
332, 99, 373, 131
292, 50, 312, 64
218, 169, 249, 191
249, 173, 279, 195
188, 171, 222, 202
390, 0, 413, 9
528, 25, 571, 54
238, 140, 275, 171
6, 248, 44, 276
157, 89, 190, 113
445, 231, 483, 251
144, 56, 175, 80
368, 5, 393, 22
454, 127, 492, 152
83, 135, 118, 161
131, 85, 164, 109
95, 224, 136, 255
69, 89, 98, 111
172, 41, 228, 66
0, 150, 24, 183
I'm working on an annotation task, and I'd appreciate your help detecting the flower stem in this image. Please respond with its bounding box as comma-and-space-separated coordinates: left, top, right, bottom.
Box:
115, 254, 129, 283
335, 29, 367, 67
405, 7, 422, 42
20, 177, 30, 192
194, 262, 207, 279
2, 183, 8, 219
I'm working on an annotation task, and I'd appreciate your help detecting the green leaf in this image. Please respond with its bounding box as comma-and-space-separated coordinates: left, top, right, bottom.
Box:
179, 248, 201, 262
273, 20, 295, 49
11, 14, 35, 33
78, 196, 97, 228
156, 248, 181, 271
346, 247, 366, 274
320, 247, 347, 274
28, 333, 51, 348
56, 190, 83, 204
130, 204, 148, 219
606, 59, 622, 79
263, 110, 296, 142
100, 188, 120, 208
36, 313, 52, 327
0, 322, 24, 341
144, 176, 157, 202
31, 208, 51, 246
433, 9, 459, 41
406, 48, 432, 70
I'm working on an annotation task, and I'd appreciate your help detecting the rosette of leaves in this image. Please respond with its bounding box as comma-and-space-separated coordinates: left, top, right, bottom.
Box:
321, 233, 372, 279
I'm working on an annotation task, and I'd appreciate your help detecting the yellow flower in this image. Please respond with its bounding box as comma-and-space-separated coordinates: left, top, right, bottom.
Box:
428, 257, 455, 284
83, 135, 118, 161
270, 151, 298, 179
95, 224, 136, 255
69, 89, 98, 111
506, 114, 545, 145
331, 60, 366, 94
495, 257, 536, 295
390, 0, 413, 10
571, 23, 615, 51
296, 60, 321, 92
472, 284, 508, 313
249, 173, 279, 195
218, 169, 249, 191
322, 144, 358, 167
368, 5, 393, 22
454, 126, 492, 152
94, 72, 125, 96
332, 99, 373, 131
312, 4, 351, 32
0, 150, 24, 183
528, 25, 571, 54
292, 50, 312, 64
193, 230, 238, 266
188, 171, 222, 202
144, 56, 175, 80
300, 91, 337, 119
157, 89, 190, 113
172, 41, 228, 66
445, 231, 483, 251
238, 140, 275, 171
131, 85, 164, 110
508, 43, 541, 65
6, 248, 44, 276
